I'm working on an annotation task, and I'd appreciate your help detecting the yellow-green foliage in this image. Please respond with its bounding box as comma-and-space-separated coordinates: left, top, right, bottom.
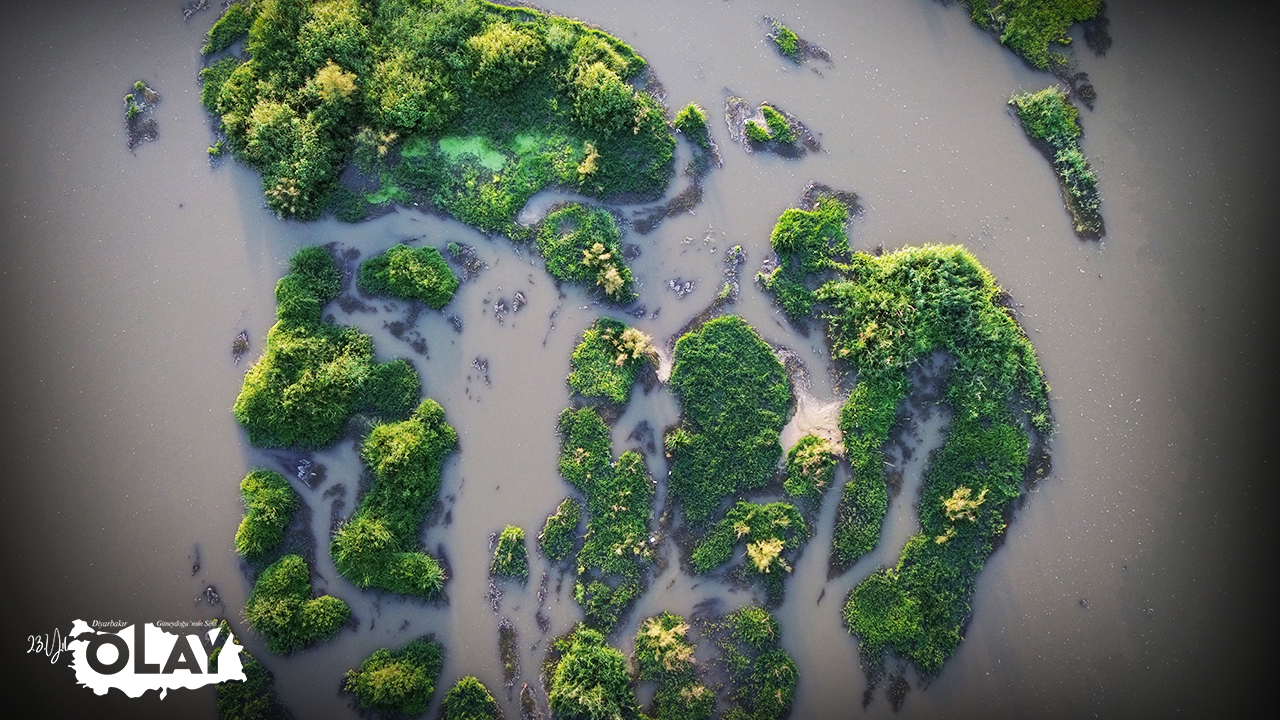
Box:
784, 435, 837, 499
548, 625, 642, 720
691, 501, 805, 576
1010, 86, 1101, 235
491, 524, 529, 578
358, 243, 460, 309
635, 612, 714, 720
344, 637, 443, 717
961, 0, 1100, 69
330, 399, 458, 597
234, 469, 299, 560
771, 21, 801, 60
666, 316, 792, 524
233, 246, 421, 449
538, 204, 635, 301
673, 102, 710, 149
567, 318, 654, 404
757, 196, 850, 320
708, 607, 796, 720
203, 0, 674, 224
243, 554, 349, 655
441, 676, 501, 720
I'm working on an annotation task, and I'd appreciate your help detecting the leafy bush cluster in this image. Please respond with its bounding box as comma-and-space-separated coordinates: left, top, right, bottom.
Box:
344, 637, 443, 717
558, 407, 655, 631
744, 105, 794, 146
539, 497, 583, 562
547, 625, 642, 720
690, 501, 806, 576
634, 612, 714, 720
770, 21, 801, 61
244, 554, 349, 655
666, 316, 792, 524
567, 318, 654, 404
1010, 86, 1102, 235
213, 620, 292, 720
537, 204, 635, 301
491, 524, 529, 578
234, 469, 300, 560
757, 196, 850, 320
783, 435, 837, 500
441, 676, 501, 720
330, 399, 458, 597
233, 247, 422, 449
961, 0, 1101, 69
706, 606, 797, 720
198, 0, 675, 225
358, 243, 460, 309
673, 102, 710, 150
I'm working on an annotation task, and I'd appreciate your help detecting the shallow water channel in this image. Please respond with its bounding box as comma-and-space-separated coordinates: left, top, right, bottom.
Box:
1, 1, 1277, 718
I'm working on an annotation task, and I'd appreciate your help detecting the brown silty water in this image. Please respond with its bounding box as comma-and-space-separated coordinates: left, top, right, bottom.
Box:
1, 0, 1276, 718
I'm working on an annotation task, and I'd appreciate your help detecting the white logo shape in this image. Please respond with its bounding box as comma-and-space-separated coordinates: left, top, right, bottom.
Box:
67, 620, 246, 699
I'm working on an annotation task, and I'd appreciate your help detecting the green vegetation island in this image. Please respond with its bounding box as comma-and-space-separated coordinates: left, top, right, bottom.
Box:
1011, 86, 1103, 237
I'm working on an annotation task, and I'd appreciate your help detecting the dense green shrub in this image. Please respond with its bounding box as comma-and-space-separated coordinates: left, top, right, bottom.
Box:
441, 676, 501, 720
567, 318, 654, 403
666, 316, 791, 524
673, 102, 710, 149
358, 243, 460, 308
203, 1, 256, 55
548, 625, 642, 720
243, 554, 349, 655
331, 399, 458, 597
690, 501, 806, 576
635, 613, 714, 720
1010, 86, 1101, 235
744, 120, 771, 144
760, 106, 794, 144
200, 57, 244, 114
757, 196, 850, 320
783, 435, 837, 499
706, 606, 796, 720
770, 21, 800, 60
344, 637, 443, 717
233, 247, 422, 449
201, 0, 675, 225
491, 525, 528, 578
234, 469, 299, 560
539, 497, 582, 562
959, 0, 1100, 69
537, 204, 635, 301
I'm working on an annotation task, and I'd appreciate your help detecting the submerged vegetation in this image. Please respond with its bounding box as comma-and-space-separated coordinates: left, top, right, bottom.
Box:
704, 606, 797, 720
358, 243, 460, 308
491, 524, 528, 578
233, 246, 421, 449
666, 316, 792, 524
234, 469, 300, 561
331, 399, 458, 597
547, 625, 642, 720
198, 0, 675, 226
344, 637, 444, 717
1010, 86, 1103, 237
244, 554, 350, 655
634, 612, 714, 720
441, 676, 501, 720
558, 408, 655, 631
537, 204, 635, 301
539, 497, 583, 562
567, 318, 655, 404
957, 0, 1101, 69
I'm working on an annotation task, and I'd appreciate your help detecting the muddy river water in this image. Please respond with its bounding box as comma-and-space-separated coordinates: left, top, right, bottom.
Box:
1, 1, 1276, 717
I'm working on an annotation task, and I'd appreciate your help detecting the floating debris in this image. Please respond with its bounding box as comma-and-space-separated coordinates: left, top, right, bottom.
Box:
231, 330, 249, 364
666, 278, 697, 298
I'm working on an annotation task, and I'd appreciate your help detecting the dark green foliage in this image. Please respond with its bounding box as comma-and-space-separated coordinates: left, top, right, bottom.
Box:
811, 245, 1049, 675
635, 613, 714, 720
706, 607, 796, 720
548, 625, 642, 720
760, 106, 794, 144
202, 0, 675, 226
233, 247, 421, 449
234, 469, 299, 561
1010, 86, 1102, 235
243, 554, 349, 655
959, 0, 1101, 69
757, 196, 850, 320
770, 22, 800, 60
690, 502, 805, 576
201, 57, 245, 114
567, 318, 654, 403
539, 497, 583, 562
441, 676, 501, 720
666, 316, 792, 524
344, 637, 443, 717
491, 525, 529, 578
204, 1, 257, 55
537, 204, 635, 301
673, 102, 710, 149
331, 399, 458, 597
215, 620, 292, 720
358, 243, 460, 308
783, 435, 837, 499
556, 407, 613, 492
